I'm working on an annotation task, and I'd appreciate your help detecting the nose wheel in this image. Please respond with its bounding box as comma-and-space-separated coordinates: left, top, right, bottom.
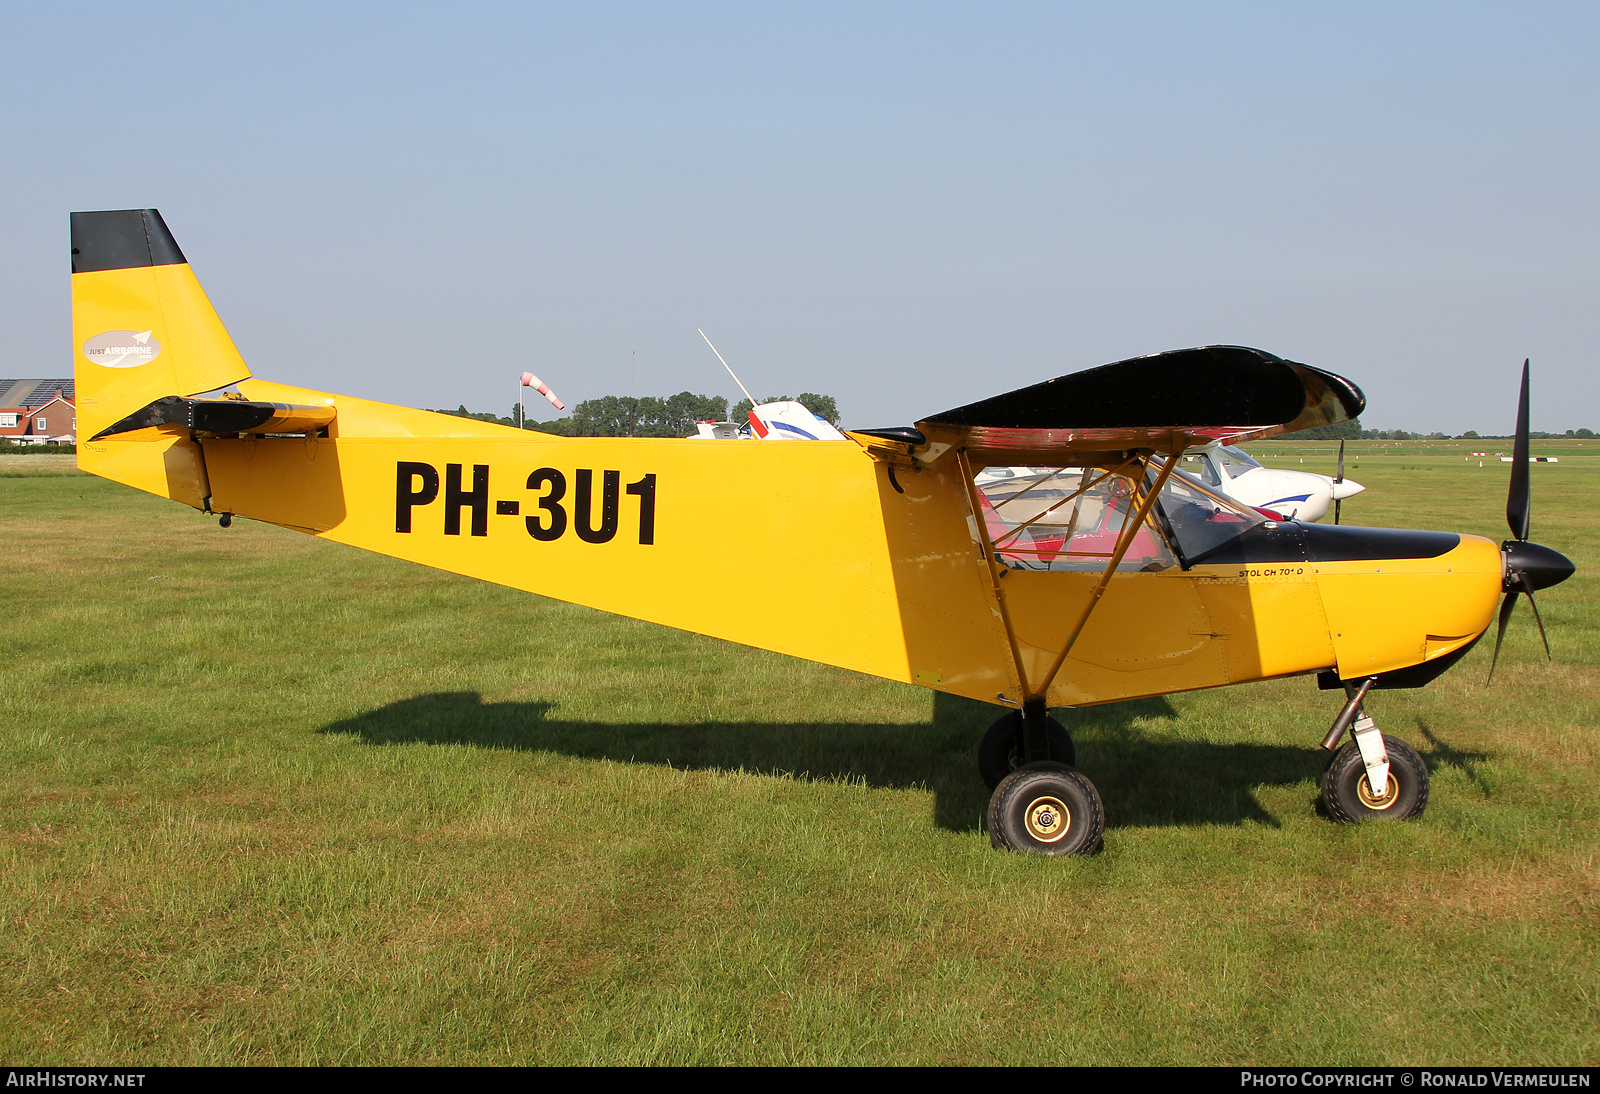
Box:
1317, 681, 1430, 822
1322, 734, 1429, 822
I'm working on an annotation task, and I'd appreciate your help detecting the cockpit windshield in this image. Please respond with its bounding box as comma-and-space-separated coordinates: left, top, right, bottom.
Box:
1215, 445, 1263, 477
1150, 460, 1267, 562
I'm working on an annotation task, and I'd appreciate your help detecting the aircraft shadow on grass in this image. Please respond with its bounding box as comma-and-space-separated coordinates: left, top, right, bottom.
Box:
319, 692, 1482, 834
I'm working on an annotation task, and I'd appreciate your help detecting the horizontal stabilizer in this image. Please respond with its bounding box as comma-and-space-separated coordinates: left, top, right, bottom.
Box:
91, 395, 336, 440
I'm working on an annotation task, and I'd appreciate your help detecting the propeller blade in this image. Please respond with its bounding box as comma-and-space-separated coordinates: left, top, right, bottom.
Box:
1506, 359, 1531, 542
1333, 439, 1345, 524
1522, 587, 1553, 660
1486, 587, 1518, 684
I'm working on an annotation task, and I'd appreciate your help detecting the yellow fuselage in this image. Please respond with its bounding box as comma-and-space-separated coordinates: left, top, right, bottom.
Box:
70, 253, 1502, 709
77, 377, 1503, 709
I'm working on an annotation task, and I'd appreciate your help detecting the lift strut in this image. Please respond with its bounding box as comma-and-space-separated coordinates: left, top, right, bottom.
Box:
956, 449, 1180, 745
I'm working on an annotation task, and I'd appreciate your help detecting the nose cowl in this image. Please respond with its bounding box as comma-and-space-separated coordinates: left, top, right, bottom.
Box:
1503, 540, 1575, 591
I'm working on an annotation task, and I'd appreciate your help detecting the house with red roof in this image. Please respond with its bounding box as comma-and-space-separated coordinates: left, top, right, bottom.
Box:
0, 380, 76, 444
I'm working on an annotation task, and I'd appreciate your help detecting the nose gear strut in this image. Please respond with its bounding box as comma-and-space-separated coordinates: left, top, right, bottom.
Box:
1318, 677, 1428, 822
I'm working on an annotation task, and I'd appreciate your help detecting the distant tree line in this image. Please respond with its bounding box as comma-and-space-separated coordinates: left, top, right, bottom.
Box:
430, 391, 842, 438
1281, 420, 1363, 440
563, 393, 731, 437
1280, 419, 1595, 441
1468, 428, 1597, 440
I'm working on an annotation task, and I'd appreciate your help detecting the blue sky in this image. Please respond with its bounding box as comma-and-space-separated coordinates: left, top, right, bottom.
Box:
4, 2, 1596, 431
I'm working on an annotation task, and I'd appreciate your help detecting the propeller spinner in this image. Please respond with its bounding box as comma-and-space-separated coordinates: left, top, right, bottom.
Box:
1487, 360, 1576, 683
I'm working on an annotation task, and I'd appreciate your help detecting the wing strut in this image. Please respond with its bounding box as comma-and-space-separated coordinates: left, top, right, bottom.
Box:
1035, 453, 1179, 699
955, 448, 1181, 706
956, 448, 1031, 698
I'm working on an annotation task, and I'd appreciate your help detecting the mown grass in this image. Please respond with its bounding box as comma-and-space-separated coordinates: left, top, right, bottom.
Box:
1, 447, 1595, 1065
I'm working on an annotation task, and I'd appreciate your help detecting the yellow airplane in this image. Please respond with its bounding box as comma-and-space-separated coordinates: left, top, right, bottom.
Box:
70, 209, 1576, 855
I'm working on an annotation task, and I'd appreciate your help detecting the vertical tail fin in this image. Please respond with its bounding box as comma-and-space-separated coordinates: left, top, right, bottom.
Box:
72, 209, 252, 505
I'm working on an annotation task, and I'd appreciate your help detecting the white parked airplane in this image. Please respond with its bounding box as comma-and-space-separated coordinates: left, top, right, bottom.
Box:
691, 328, 846, 442
1177, 440, 1363, 522
690, 399, 846, 441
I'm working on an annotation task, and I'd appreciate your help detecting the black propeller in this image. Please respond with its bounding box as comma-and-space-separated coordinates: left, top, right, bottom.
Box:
1487, 360, 1576, 683
1333, 439, 1346, 525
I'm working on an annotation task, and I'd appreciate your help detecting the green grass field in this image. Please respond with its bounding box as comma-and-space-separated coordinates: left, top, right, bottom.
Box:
3, 444, 1596, 1065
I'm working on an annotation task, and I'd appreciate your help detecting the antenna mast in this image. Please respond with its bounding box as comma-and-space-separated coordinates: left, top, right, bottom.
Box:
698, 328, 756, 405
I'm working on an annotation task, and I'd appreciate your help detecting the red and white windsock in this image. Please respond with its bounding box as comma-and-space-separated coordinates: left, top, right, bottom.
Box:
521, 372, 565, 411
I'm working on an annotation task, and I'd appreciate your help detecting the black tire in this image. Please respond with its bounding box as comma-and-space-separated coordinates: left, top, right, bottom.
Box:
978, 711, 1075, 790
1321, 734, 1429, 823
988, 762, 1105, 855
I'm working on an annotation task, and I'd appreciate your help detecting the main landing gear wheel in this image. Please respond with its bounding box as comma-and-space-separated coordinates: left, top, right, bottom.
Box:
1321, 734, 1430, 822
988, 762, 1105, 856
978, 711, 1075, 790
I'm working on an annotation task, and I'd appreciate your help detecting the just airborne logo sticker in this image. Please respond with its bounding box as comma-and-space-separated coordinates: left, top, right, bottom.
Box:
83, 330, 162, 368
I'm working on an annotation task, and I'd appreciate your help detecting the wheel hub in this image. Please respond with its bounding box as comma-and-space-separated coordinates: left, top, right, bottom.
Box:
1025, 795, 1072, 842
1356, 772, 1398, 810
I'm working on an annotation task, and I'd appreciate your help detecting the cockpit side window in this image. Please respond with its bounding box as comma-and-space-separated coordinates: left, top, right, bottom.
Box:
1181, 452, 1222, 487
973, 464, 1178, 573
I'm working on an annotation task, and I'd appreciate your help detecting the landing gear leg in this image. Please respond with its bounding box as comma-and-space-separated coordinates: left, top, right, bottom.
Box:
984, 698, 1102, 855
978, 706, 1075, 790
1319, 679, 1429, 822
1020, 698, 1050, 763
